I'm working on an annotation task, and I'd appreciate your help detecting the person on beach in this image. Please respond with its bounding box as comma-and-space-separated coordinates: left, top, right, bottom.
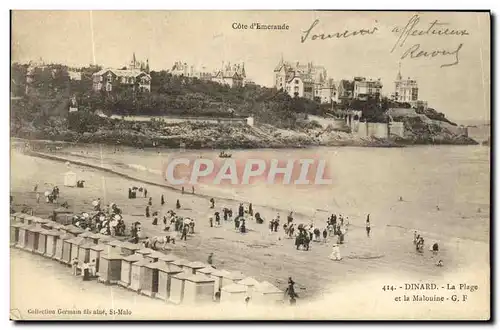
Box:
71, 257, 79, 276
239, 203, 244, 217
215, 212, 221, 226
329, 243, 342, 261
176, 199, 181, 209
128, 188, 132, 199
182, 187, 185, 195
192, 186, 195, 194
210, 198, 215, 209
36, 192, 40, 204
148, 197, 152, 206
144, 188, 148, 198
431, 243, 439, 255
436, 260, 444, 267
240, 218, 246, 233
366, 215, 371, 237
322, 228, 328, 243
209, 216, 214, 228
152, 215, 158, 226
249, 203, 253, 216
207, 253, 214, 266
327, 223, 334, 237
161, 194, 165, 206
89, 259, 96, 277
145, 205, 150, 217
284, 277, 299, 305
413, 231, 418, 245
287, 212, 294, 224
180, 224, 188, 241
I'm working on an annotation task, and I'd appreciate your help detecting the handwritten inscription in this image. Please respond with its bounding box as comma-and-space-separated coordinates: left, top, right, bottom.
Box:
391, 14, 469, 68
301, 19, 378, 43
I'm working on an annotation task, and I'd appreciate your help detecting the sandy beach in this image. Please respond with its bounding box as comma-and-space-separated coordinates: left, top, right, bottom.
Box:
10, 145, 490, 319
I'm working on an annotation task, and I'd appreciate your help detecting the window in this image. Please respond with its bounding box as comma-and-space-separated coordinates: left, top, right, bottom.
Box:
295, 79, 299, 84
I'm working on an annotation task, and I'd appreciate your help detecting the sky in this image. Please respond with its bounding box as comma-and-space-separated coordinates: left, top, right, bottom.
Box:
11, 10, 490, 122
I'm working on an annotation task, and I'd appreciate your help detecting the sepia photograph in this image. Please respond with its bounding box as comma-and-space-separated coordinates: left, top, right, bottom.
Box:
9, 10, 491, 320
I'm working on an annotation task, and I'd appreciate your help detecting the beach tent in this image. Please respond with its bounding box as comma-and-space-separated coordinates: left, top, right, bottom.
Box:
89, 244, 106, 275
168, 272, 191, 304
53, 233, 72, 262
252, 281, 284, 304
171, 258, 190, 270
221, 283, 248, 304
10, 222, 23, 247
196, 266, 217, 277
156, 264, 183, 302
141, 262, 162, 297
135, 248, 155, 258
210, 269, 231, 296
64, 171, 77, 187
78, 242, 94, 264
238, 277, 260, 297
36, 229, 50, 255
44, 230, 60, 258
25, 225, 42, 252
98, 253, 123, 284
221, 271, 245, 288
119, 254, 144, 288
184, 261, 208, 275
120, 242, 141, 256
183, 274, 216, 305
129, 259, 154, 292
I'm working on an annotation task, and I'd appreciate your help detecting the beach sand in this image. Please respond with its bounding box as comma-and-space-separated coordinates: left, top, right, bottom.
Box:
10, 148, 490, 319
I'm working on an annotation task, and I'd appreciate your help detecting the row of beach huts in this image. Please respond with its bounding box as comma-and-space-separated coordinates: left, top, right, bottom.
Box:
10, 212, 285, 306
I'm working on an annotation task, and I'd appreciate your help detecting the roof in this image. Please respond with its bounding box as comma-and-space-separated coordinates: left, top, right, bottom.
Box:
238, 277, 260, 286
32, 217, 49, 224
123, 254, 144, 262
172, 272, 192, 280
133, 259, 154, 267
78, 231, 92, 238
211, 269, 232, 277
100, 253, 123, 260
79, 242, 95, 249
171, 258, 190, 267
186, 274, 215, 283
145, 261, 163, 269
223, 271, 245, 281
93, 68, 150, 79
67, 237, 86, 245
90, 244, 106, 251
160, 253, 178, 262
254, 281, 282, 294
156, 264, 183, 274
63, 225, 84, 234
196, 266, 217, 275
221, 283, 247, 293
186, 261, 207, 269
108, 240, 124, 247
136, 248, 155, 255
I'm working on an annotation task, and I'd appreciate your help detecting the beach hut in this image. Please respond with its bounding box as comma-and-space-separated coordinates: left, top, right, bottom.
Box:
64, 171, 77, 187
168, 272, 192, 304
129, 259, 153, 292
156, 264, 183, 302
119, 254, 144, 288
53, 233, 72, 262
16, 213, 30, 224
78, 242, 94, 264
140, 262, 163, 297
98, 253, 123, 284
196, 266, 217, 277
15, 224, 29, 249
252, 281, 284, 304
10, 222, 23, 247
221, 283, 248, 304
120, 242, 141, 256
24, 215, 37, 225
63, 225, 85, 238
183, 274, 216, 305
238, 277, 260, 297
44, 230, 60, 258
11, 212, 22, 222
61, 237, 75, 264
184, 261, 208, 275
67, 237, 86, 263
32, 217, 50, 228
77, 231, 93, 244
145, 251, 165, 263
135, 248, 154, 258
89, 244, 106, 275
35, 229, 50, 255
88, 232, 101, 245
171, 258, 190, 270
105, 240, 124, 255
210, 269, 231, 296
25, 225, 42, 252
221, 271, 245, 288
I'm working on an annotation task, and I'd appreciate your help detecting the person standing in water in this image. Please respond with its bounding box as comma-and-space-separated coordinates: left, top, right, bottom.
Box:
366, 214, 371, 237
161, 194, 165, 206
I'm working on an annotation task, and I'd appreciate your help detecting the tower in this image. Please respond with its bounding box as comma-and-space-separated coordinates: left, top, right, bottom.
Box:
396, 62, 402, 81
